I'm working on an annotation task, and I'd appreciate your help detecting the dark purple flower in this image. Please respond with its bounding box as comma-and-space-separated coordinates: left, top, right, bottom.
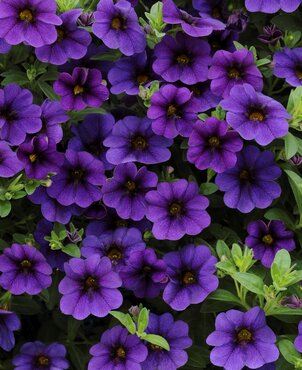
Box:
59, 255, 122, 320
163, 244, 218, 311
258, 25, 282, 46
47, 149, 106, 208
68, 113, 115, 170
0, 309, 20, 352
88, 325, 148, 370
77, 11, 95, 27
145, 179, 211, 240
163, 0, 225, 37
226, 10, 249, 33
208, 49, 263, 98
245, 220, 295, 268
245, 0, 302, 13
120, 248, 167, 298
153, 32, 211, 85
0, 84, 41, 145
92, 0, 146, 56
17, 135, 64, 180
0, 244, 52, 295
13, 341, 69, 370
53, 67, 109, 110
289, 154, 302, 166
142, 312, 192, 370
104, 116, 172, 165
102, 163, 158, 221
206, 307, 279, 370
273, 48, 302, 87
0, 38, 11, 54
208, 29, 238, 54
282, 295, 302, 309
187, 117, 243, 173
221, 84, 290, 145
295, 322, 302, 352
82, 227, 146, 272
147, 84, 200, 139
215, 145, 282, 213
0, 141, 23, 178
192, 0, 228, 20
35, 9, 91, 65
186, 81, 220, 112
0, 0, 62, 47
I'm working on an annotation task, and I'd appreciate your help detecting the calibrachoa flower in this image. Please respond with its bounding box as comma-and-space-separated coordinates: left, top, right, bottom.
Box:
186, 81, 220, 112
147, 84, 200, 139
82, 227, 146, 272
145, 179, 211, 240
0, 141, 23, 178
294, 322, 302, 352
273, 48, 302, 87
163, 244, 218, 311
153, 33, 211, 85
0, 244, 52, 295
88, 325, 148, 370
35, 9, 92, 65
245, 0, 302, 13
0, 0, 62, 47
102, 162, 158, 221
221, 84, 290, 145
245, 220, 295, 268
215, 146, 282, 213
120, 248, 167, 298
192, 0, 228, 19
208, 49, 263, 98
0, 309, 21, 351
0, 84, 42, 145
142, 312, 192, 370
47, 149, 106, 208
258, 25, 282, 46
59, 255, 123, 320
187, 117, 243, 173
0, 39, 11, 54
206, 307, 279, 370
92, 0, 146, 56
104, 116, 172, 165
53, 67, 109, 110
13, 341, 69, 370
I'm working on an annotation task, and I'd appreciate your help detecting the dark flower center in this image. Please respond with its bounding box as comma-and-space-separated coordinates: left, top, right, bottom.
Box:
19, 9, 34, 22
167, 104, 178, 117
177, 54, 190, 65
295, 67, 302, 80
208, 136, 220, 148
36, 355, 50, 366
212, 7, 222, 19
239, 169, 251, 182
0, 108, 18, 122
182, 271, 196, 285
20, 259, 32, 269
73, 85, 84, 95
111, 17, 124, 30
107, 246, 123, 264
71, 168, 85, 181
87, 141, 103, 155
248, 109, 265, 122
262, 234, 274, 244
114, 346, 126, 359
84, 276, 98, 290
228, 67, 241, 79
149, 343, 164, 351
237, 328, 253, 343
125, 180, 136, 193
56, 27, 65, 42
189, 85, 201, 96
116, 219, 128, 228
29, 153, 38, 163
143, 265, 152, 273
136, 74, 149, 85
169, 202, 182, 216
131, 135, 147, 150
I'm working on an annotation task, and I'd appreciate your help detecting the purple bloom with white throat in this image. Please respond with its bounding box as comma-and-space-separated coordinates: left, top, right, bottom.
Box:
273, 47, 302, 87
59, 255, 123, 320
206, 307, 279, 370
245, 220, 295, 268
145, 179, 211, 240
0, 244, 52, 295
0, 142, 23, 178
163, 244, 218, 311
0, 309, 21, 352
221, 84, 290, 145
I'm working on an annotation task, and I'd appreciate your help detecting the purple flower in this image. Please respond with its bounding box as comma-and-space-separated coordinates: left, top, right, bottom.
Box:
17, 135, 64, 180
289, 154, 302, 166
0, 309, 20, 351
226, 10, 249, 33
208, 49, 263, 98
221, 84, 290, 145
120, 248, 167, 298
163, 244, 218, 311
282, 295, 302, 309
192, 0, 228, 20
0, 0, 62, 47
77, 11, 95, 27
186, 81, 220, 112
142, 312, 192, 370
187, 117, 243, 173
147, 84, 200, 139
47, 149, 106, 208
209, 30, 238, 54
92, 0, 146, 56
245, 0, 302, 13
273, 48, 302, 87
0, 244, 52, 295
215, 145, 282, 213
245, 220, 295, 268
163, 0, 225, 37
295, 322, 302, 352
258, 25, 282, 46
68, 113, 115, 170
145, 179, 211, 240
35, 9, 91, 65
53, 67, 109, 110
153, 33, 211, 85
0, 84, 42, 145
0, 141, 23, 178
104, 116, 172, 165
88, 325, 148, 370
0, 38, 11, 54
13, 341, 69, 370
102, 163, 158, 221
59, 255, 122, 320
207, 307, 279, 370
82, 227, 146, 272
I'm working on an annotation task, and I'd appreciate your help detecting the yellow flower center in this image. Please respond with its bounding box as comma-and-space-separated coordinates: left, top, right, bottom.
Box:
36, 356, 50, 366
131, 135, 147, 150
228, 67, 241, 79
177, 54, 190, 65
73, 85, 84, 95
249, 110, 265, 122
84, 276, 98, 289
56, 27, 65, 42
19, 9, 34, 22
20, 259, 32, 268
115, 346, 126, 358
125, 180, 136, 192
107, 247, 123, 262
29, 153, 38, 163
136, 74, 149, 85
239, 170, 250, 181
262, 234, 274, 244
237, 328, 253, 343
167, 104, 177, 117
208, 136, 220, 148
182, 271, 196, 285
111, 17, 124, 30
169, 202, 182, 216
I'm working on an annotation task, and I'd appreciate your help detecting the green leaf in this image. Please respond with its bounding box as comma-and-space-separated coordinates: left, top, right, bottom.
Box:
216, 240, 231, 259
199, 183, 218, 195
11, 296, 42, 315
271, 250, 291, 285
269, 307, 302, 316
264, 208, 295, 229
233, 272, 264, 295
208, 289, 242, 305
278, 339, 301, 365
216, 260, 237, 274
0, 200, 11, 218
67, 317, 81, 340
110, 311, 136, 334
144, 334, 170, 351
38, 81, 59, 100
284, 132, 299, 159
137, 307, 149, 335
61, 243, 81, 257
284, 170, 302, 226
68, 344, 87, 370
186, 345, 209, 368
90, 50, 122, 61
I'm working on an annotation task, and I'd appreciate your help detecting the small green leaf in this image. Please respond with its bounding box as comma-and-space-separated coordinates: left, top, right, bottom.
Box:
264, 208, 295, 229
144, 334, 170, 351
271, 249, 291, 283
278, 339, 301, 365
0, 200, 11, 218
38, 81, 59, 100
137, 308, 149, 335
284, 132, 299, 159
208, 289, 243, 306
233, 272, 264, 295
61, 244, 81, 257
216, 260, 237, 274
285, 170, 302, 226
110, 311, 136, 335
216, 240, 231, 259
199, 183, 218, 195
